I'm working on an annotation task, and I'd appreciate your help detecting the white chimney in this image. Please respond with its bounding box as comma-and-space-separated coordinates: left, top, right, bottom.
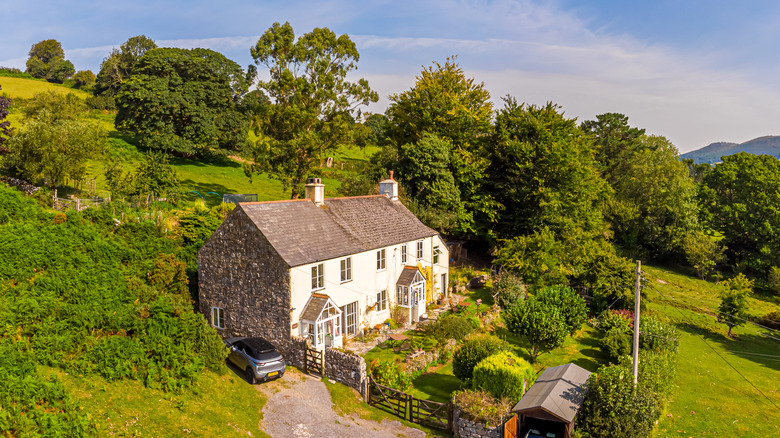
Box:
305, 177, 325, 206
379, 170, 399, 201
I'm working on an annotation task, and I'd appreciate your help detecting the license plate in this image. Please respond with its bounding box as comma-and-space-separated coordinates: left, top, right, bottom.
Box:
267, 371, 278, 377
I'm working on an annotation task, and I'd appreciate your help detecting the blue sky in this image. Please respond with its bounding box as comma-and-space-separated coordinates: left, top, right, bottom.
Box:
2, 0, 779, 152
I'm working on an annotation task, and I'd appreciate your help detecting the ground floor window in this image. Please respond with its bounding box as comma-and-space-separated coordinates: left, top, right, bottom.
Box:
211, 307, 225, 329
342, 301, 358, 336
376, 290, 387, 311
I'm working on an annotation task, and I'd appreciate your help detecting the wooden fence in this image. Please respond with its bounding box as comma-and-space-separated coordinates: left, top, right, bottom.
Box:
367, 377, 451, 431
304, 346, 323, 376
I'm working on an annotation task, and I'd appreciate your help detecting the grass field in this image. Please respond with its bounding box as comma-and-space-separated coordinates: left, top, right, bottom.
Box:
43, 366, 271, 437
645, 266, 780, 437
0, 76, 87, 99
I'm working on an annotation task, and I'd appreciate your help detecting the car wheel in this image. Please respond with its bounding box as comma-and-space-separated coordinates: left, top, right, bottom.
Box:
245, 367, 255, 384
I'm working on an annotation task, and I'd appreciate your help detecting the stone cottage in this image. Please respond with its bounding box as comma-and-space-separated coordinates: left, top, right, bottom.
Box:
198, 174, 450, 350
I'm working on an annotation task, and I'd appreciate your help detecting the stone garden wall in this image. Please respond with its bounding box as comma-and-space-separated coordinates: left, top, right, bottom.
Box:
324, 347, 367, 396
452, 407, 505, 438
277, 336, 308, 369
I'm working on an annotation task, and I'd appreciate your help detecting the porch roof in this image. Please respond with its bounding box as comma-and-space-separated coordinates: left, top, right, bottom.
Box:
300, 293, 341, 322
397, 266, 425, 287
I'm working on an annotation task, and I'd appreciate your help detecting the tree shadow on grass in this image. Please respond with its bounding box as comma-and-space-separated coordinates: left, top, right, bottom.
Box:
572, 334, 608, 372
412, 370, 463, 403
180, 179, 234, 208
170, 154, 242, 169
677, 322, 780, 371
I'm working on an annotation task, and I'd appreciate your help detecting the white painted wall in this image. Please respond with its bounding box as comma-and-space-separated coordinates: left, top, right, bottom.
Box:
288, 235, 450, 338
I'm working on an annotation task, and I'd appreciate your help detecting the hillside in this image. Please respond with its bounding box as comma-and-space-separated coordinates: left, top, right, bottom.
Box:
682, 135, 780, 163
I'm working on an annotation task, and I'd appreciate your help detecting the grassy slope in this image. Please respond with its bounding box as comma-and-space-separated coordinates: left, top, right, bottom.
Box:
645, 266, 780, 437
44, 366, 270, 437
2, 76, 377, 203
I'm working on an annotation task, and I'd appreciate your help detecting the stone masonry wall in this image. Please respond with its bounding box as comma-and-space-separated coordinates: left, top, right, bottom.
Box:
277, 336, 307, 369
325, 348, 367, 396
452, 407, 504, 438
198, 207, 291, 346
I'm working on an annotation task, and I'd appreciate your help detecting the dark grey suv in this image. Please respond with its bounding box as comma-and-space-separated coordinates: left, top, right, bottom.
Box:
224, 337, 286, 383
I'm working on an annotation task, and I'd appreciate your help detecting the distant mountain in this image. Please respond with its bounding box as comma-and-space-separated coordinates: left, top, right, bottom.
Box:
682, 136, 780, 163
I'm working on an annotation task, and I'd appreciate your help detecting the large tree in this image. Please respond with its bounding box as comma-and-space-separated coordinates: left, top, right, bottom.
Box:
581, 112, 646, 185
245, 22, 378, 199
95, 35, 157, 96
607, 135, 700, 259
700, 152, 780, 271
504, 298, 567, 363
115, 47, 251, 157
381, 58, 495, 235
25, 39, 74, 83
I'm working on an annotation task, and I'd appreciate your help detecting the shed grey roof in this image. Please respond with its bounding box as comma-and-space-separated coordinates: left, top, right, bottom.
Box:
512, 363, 591, 424
239, 195, 438, 267
397, 266, 425, 287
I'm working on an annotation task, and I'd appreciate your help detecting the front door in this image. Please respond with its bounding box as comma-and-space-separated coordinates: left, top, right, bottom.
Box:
411, 284, 425, 322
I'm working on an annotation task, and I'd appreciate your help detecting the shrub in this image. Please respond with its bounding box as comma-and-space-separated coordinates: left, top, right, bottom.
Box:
493, 273, 525, 308
503, 298, 567, 363
452, 389, 512, 427
618, 350, 677, 403
769, 267, 780, 296
452, 336, 508, 382
390, 304, 409, 327
467, 315, 481, 329
384, 318, 398, 330
601, 326, 631, 361
759, 310, 780, 330
425, 314, 474, 342
599, 309, 633, 331
639, 316, 679, 353
472, 351, 535, 402
535, 285, 587, 335
85, 94, 116, 110
576, 365, 661, 438
368, 359, 412, 390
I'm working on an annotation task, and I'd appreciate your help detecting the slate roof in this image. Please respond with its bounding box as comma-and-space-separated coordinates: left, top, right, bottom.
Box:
239, 195, 438, 267
300, 294, 330, 322
511, 363, 591, 424
397, 266, 424, 287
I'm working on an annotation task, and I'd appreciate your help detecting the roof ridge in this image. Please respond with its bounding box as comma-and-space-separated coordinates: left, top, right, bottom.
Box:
325, 194, 387, 201
240, 199, 311, 206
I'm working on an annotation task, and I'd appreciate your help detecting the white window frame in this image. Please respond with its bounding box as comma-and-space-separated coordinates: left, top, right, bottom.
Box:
376, 289, 388, 312
340, 257, 352, 283
433, 245, 441, 264
311, 263, 324, 291
377, 248, 386, 271
416, 241, 424, 259
401, 244, 408, 264
211, 307, 225, 329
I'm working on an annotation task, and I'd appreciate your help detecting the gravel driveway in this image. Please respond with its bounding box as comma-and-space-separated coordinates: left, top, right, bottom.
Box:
256, 369, 426, 438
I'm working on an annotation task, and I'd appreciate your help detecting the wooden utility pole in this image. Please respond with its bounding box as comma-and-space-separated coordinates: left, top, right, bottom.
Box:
632, 260, 641, 385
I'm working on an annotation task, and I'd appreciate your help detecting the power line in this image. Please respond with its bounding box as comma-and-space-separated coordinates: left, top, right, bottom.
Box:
653, 287, 780, 414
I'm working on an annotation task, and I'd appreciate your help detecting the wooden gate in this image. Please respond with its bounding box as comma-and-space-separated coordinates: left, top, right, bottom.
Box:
368, 377, 410, 419
304, 347, 323, 376
410, 397, 450, 430
503, 414, 518, 438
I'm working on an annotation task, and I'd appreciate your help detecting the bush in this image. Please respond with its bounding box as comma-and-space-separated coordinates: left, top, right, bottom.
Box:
368, 359, 412, 391
384, 318, 398, 330
639, 316, 679, 353
390, 304, 409, 327
618, 350, 677, 403
452, 337, 508, 382
425, 314, 474, 342
769, 267, 780, 296
452, 389, 512, 427
601, 326, 631, 361
472, 351, 535, 402
535, 285, 587, 335
759, 310, 780, 330
85, 94, 116, 110
493, 273, 525, 308
598, 309, 633, 331
576, 365, 661, 438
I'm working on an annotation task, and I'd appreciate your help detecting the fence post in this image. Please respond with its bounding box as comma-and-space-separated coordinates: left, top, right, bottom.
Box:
76, 199, 80, 211
407, 393, 413, 421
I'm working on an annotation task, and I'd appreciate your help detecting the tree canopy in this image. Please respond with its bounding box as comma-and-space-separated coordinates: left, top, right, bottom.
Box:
245, 22, 378, 198
25, 39, 74, 83
700, 152, 780, 272
381, 58, 495, 235
95, 35, 157, 96
115, 47, 251, 157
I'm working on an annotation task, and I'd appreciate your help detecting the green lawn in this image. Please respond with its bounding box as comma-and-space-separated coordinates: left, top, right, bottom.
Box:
44, 366, 270, 437
645, 268, 780, 437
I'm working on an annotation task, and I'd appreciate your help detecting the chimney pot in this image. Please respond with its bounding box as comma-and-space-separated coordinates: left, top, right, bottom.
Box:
389, 170, 394, 180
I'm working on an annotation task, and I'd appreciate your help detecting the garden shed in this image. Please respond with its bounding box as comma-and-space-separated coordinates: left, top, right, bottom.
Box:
511, 363, 591, 438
